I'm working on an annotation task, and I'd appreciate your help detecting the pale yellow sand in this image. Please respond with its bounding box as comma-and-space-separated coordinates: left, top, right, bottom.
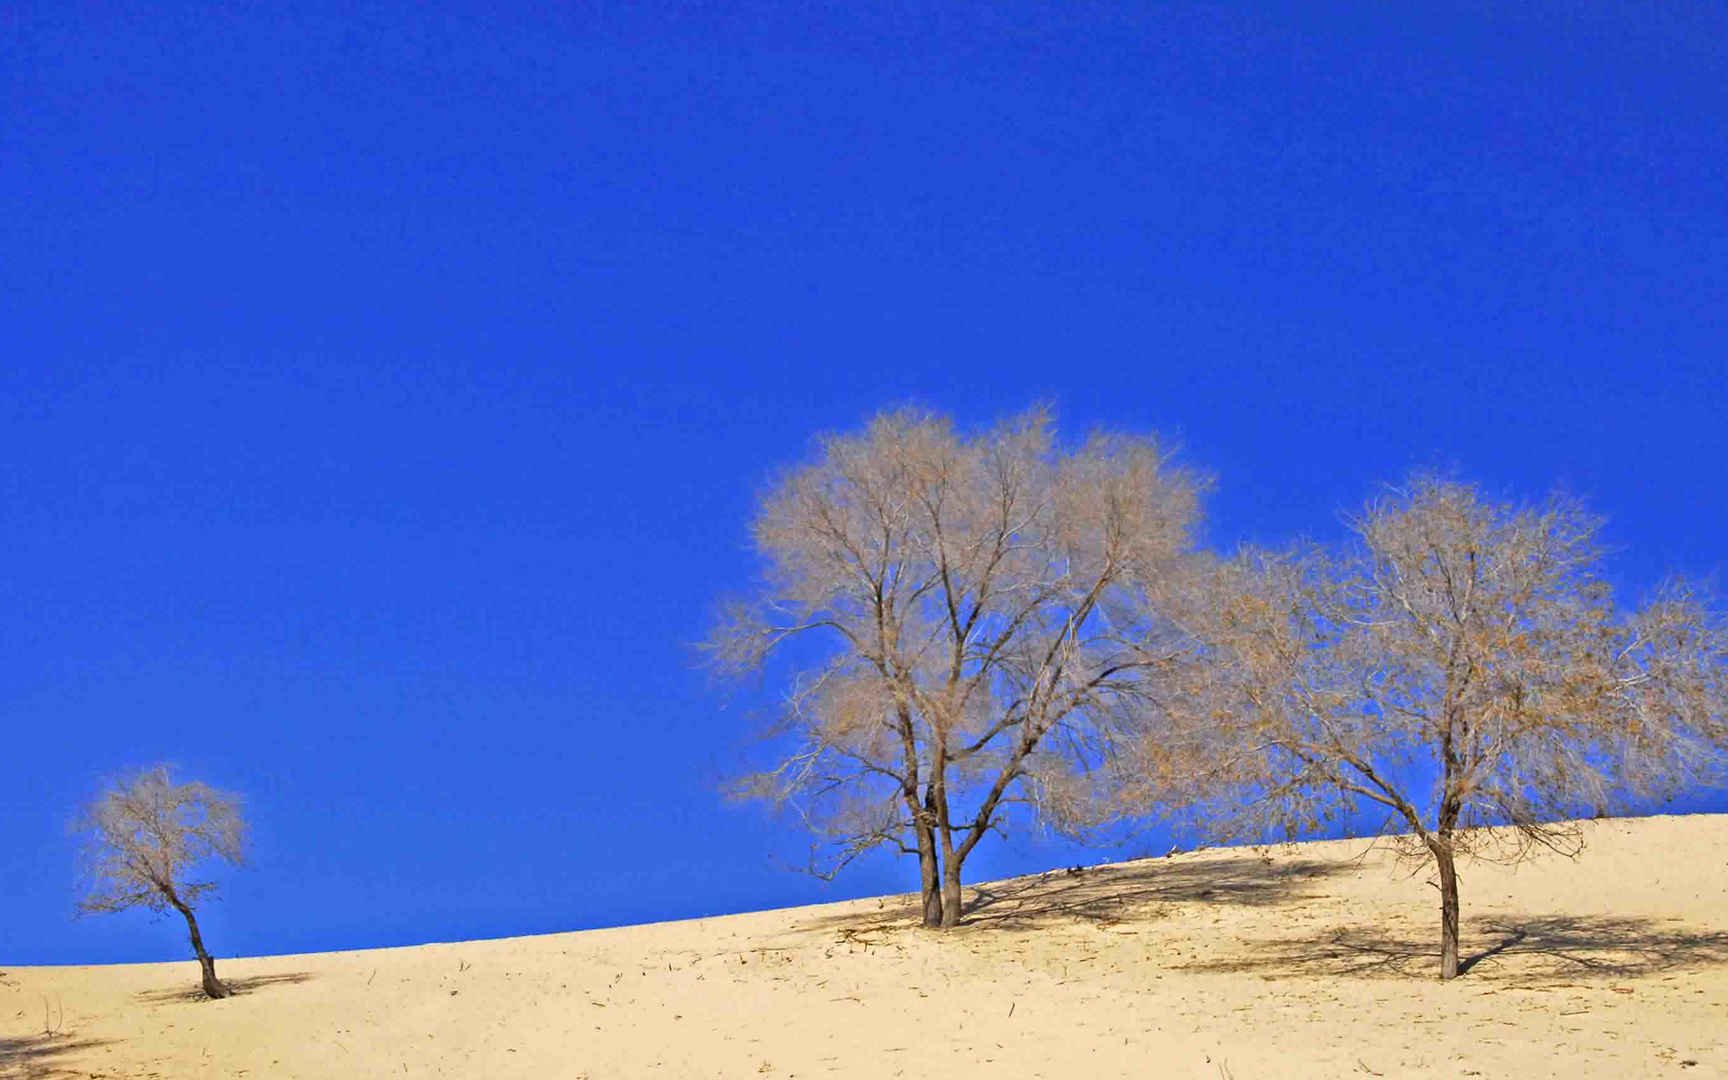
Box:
6, 814, 1726, 1079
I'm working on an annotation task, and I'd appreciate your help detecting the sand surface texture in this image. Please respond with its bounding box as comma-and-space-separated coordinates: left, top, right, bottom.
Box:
5, 815, 1726, 1079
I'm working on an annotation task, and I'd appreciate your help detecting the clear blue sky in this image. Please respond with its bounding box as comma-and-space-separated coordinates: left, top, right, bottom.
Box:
3, 3, 1724, 965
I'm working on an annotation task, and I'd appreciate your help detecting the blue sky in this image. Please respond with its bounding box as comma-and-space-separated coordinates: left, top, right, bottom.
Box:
3, 3, 1724, 964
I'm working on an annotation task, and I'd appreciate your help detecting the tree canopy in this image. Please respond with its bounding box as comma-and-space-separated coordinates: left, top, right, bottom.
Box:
711, 406, 1212, 926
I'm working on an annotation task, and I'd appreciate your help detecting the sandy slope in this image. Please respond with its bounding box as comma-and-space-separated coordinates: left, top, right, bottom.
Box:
5, 815, 1727, 1079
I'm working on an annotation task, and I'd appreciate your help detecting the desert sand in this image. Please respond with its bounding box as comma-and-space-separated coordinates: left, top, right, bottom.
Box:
5, 814, 1726, 1079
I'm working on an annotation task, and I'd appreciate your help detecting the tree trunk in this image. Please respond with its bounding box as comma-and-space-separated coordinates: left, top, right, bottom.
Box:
934, 786, 962, 929
900, 707, 942, 928
172, 899, 230, 999
918, 853, 943, 927
1434, 843, 1461, 981
939, 857, 964, 929
931, 736, 963, 929
916, 786, 943, 927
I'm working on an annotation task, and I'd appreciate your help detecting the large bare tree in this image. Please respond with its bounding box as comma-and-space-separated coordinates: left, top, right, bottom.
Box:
711, 406, 1209, 927
1181, 476, 1728, 979
75, 765, 248, 999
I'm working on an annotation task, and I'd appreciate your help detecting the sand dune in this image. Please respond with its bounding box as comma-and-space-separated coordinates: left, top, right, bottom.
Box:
6, 814, 1727, 1079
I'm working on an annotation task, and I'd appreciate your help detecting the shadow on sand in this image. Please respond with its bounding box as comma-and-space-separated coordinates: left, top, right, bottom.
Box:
0, 1036, 115, 1080
134, 970, 315, 1005
800, 854, 1354, 936
1179, 914, 1728, 981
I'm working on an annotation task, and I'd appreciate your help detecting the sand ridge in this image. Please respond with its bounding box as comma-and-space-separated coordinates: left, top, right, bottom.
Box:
5, 814, 1727, 1078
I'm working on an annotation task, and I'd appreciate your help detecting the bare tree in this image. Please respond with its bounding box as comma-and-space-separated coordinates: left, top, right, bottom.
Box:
75, 766, 247, 999
1180, 475, 1728, 979
710, 406, 1209, 927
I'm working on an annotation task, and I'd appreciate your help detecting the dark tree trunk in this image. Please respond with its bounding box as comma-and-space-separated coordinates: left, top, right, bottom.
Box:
901, 708, 943, 929
916, 785, 943, 928
934, 788, 962, 930
196, 952, 228, 1001
1434, 843, 1461, 981
171, 898, 230, 999
931, 740, 963, 929
918, 854, 944, 927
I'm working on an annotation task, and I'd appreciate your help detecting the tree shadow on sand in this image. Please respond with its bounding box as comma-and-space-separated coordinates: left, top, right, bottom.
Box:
799, 856, 1355, 937
1179, 914, 1728, 981
0, 1036, 115, 1080
134, 970, 315, 1005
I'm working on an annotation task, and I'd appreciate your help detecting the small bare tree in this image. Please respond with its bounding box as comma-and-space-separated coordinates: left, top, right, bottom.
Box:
1181, 475, 1728, 979
75, 766, 247, 999
710, 406, 1210, 927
